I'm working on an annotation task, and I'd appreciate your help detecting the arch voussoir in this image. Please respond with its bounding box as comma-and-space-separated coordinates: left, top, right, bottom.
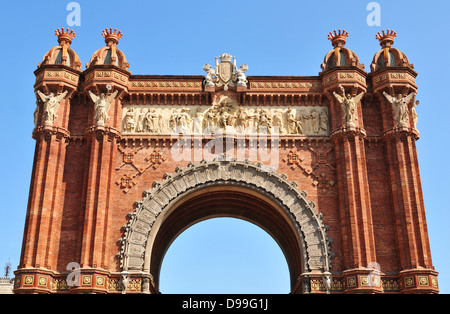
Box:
118, 158, 333, 293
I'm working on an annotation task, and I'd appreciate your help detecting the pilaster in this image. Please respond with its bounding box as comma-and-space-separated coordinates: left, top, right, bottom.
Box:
79, 69, 128, 271
20, 65, 78, 271
373, 75, 435, 281
323, 67, 378, 291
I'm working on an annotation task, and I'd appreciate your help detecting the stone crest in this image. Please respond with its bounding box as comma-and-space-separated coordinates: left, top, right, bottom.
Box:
203, 53, 248, 89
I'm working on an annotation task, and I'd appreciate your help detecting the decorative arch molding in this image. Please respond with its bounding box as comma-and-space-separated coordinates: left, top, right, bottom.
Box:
118, 157, 334, 293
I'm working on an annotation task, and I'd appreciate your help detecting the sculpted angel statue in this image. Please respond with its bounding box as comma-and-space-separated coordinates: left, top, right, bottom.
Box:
88, 89, 118, 126
333, 86, 363, 127
36, 90, 68, 126
383, 91, 416, 127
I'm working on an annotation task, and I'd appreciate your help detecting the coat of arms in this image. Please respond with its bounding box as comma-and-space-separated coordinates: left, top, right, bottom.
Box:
203, 53, 248, 90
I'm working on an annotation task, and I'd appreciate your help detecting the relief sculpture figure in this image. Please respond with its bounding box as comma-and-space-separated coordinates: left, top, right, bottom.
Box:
286, 107, 303, 134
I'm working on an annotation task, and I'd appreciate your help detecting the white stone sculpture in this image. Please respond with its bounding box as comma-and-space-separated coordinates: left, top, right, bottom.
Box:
203, 64, 216, 87
383, 91, 416, 128
236, 64, 249, 87
88, 89, 118, 126
121, 105, 329, 136
203, 53, 248, 90
323, 272, 332, 294
193, 108, 204, 134
123, 108, 136, 133
272, 109, 284, 134
136, 109, 146, 133
286, 107, 303, 134
333, 86, 364, 127
235, 108, 248, 132
201, 108, 216, 135
176, 108, 191, 133
36, 90, 68, 126
259, 109, 272, 134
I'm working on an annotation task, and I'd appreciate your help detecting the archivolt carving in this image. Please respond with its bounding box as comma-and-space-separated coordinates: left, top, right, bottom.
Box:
118, 157, 333, 276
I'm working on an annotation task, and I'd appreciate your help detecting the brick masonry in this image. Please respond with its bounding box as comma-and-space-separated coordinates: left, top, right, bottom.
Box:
14, 28, 439, 294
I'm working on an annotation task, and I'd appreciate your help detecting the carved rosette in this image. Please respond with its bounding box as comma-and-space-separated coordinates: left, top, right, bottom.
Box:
117, 157, 334, 276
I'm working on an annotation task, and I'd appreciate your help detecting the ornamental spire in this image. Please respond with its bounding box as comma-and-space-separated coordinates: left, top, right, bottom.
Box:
55, 27, 76, 45
328, 29, 349, 48
376, 29, 397, 48
102, 28, 123, 45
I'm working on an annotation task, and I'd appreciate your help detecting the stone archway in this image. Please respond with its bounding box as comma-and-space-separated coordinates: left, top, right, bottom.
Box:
118, 158, 333, 294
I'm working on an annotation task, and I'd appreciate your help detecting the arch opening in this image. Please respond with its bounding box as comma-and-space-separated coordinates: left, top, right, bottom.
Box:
148, 184, 306, 293
159, 217, 291, 294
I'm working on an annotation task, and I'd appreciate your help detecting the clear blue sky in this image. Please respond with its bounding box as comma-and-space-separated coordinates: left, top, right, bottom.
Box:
0, 0, 448, 294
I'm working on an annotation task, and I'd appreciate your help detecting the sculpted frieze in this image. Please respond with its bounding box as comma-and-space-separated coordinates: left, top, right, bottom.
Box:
122, 97, 329, 136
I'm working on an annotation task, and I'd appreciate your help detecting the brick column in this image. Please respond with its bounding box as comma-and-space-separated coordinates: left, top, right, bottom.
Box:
19, 68, 78, 272
374, 94, 437, 293
78, 71, 127, 271
323, 68, 379, 293
372, 65, 438, 293
80, 125, 120, 269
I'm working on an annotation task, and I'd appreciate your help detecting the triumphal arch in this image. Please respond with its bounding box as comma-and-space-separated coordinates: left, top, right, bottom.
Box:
14, 28, 439, 294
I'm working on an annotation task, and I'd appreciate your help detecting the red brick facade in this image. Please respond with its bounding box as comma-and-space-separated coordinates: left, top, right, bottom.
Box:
14, 28, 438, 294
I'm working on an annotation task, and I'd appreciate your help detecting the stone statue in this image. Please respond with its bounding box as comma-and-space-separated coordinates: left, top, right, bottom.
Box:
323, 272, 332, 294
146, 109, 161, 133
136, 109, 146, 133
259, 109, 272, 134
236, 64, 249, 87
383, 91, 416, 128
193, 108, 204, 134
319, 109, 329, 133
303, 109, 319, 134
235, 108, 248, 131
286, 107, 303, 134
218, 107, 231, 129
36, 90, 68, 126
169, 109, 179, 131
123, 108, 136, 133
120, 274, 129, 294
203, 108, 217, 134
88, 89, 118, 126
272, 109, 284, 134
203, 64, 216, 87
176, 108, 191, 133
246, 109, 258, 132
333, 86, 364, 127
